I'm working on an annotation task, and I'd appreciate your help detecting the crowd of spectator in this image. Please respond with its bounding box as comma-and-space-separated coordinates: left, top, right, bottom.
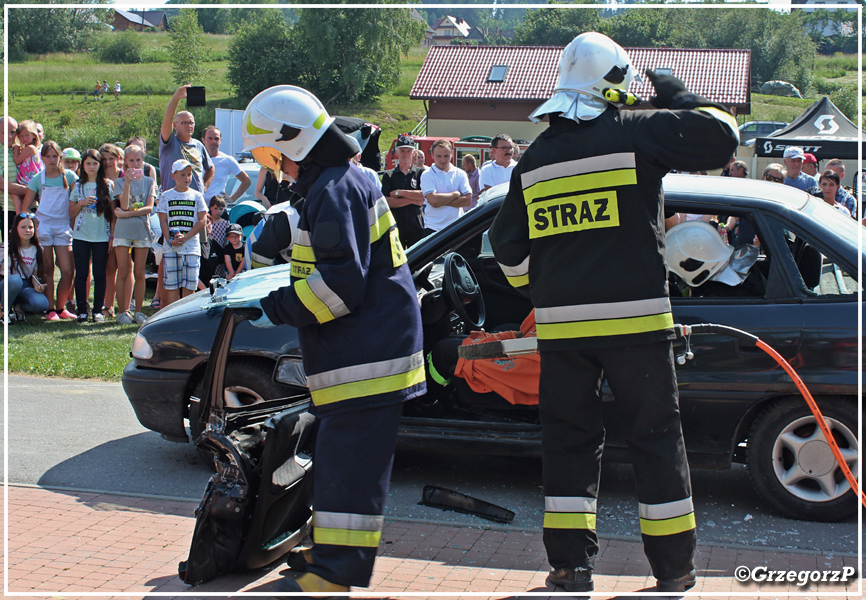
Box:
1, 91, 862, 327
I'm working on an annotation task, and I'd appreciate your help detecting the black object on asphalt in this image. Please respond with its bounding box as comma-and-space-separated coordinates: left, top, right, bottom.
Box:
420, 485, 515, 524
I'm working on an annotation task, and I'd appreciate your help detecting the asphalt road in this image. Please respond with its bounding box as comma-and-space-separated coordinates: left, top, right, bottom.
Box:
4, 375, 858, 557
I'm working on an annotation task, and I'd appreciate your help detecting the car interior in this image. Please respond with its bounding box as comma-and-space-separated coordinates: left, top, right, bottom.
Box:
405, 200, 860, 423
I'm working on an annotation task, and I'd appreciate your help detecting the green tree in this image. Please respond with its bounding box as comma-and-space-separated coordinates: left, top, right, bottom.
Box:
598, 7, 669, 48
5, 1, 112, 60
168, 8, 209, 85
227, 10, 299, 101
511, 2, 601, 46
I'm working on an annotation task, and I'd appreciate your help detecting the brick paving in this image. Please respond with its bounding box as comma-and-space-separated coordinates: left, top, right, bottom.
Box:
3, 484, 860, 599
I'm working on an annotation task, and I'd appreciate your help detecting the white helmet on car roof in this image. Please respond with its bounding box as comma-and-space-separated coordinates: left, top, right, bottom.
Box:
241, 85, 334, 171
665, 221, 734, 287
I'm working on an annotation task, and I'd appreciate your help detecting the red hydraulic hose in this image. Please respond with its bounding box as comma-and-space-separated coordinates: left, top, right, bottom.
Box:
677, 324, 865, 510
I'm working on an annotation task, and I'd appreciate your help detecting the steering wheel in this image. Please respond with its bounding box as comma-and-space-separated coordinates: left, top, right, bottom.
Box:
442, 252, 485, 329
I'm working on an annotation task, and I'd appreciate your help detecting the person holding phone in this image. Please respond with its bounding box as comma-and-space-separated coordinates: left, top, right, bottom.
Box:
113, 144, 157, 325
1, 213, 50, 322
69, 148, 113, 323
159, 85, 213, 194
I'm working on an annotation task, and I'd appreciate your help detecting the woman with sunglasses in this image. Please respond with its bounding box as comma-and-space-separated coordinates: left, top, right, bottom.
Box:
1, 213, 50, 322
761, 164, 785, 184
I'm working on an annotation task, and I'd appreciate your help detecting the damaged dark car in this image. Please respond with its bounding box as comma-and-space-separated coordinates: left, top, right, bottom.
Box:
123, 175, 862, 522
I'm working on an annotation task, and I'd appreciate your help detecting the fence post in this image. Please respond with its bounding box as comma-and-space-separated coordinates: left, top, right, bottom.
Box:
147, 91, 151, 99
72, 91, 75, 101
41, 92, 44, 101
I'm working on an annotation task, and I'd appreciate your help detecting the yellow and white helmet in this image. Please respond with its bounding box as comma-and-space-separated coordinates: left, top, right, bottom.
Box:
242, 85, 334, 172
530, 32, 640, 122
554, 32, 638, 101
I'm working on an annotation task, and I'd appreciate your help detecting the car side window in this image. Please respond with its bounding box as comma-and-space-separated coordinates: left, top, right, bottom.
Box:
667, 210, 770, 300
743, 123, 758, 132
782, 230, 859, 298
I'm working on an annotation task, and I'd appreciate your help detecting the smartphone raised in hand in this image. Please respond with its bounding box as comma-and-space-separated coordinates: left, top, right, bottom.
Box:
186, 86, 206, 107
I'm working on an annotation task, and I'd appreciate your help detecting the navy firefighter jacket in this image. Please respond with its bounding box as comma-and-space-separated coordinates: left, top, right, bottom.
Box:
488, 100, 739, 351
261, 163, 426, 415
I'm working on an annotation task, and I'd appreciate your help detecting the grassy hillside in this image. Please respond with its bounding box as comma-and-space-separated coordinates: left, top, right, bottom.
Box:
8, 36, 856, 161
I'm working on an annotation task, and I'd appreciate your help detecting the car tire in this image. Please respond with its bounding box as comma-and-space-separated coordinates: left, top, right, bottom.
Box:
189, 359, 288, 466
746, 397, 858, 521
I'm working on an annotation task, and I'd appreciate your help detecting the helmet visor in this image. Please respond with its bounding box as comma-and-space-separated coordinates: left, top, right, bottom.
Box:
250, 145, 284, 174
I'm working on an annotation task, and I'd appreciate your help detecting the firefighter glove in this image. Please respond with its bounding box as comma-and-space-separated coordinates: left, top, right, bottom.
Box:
646, 69, 691, 110
242, 299, 275, 328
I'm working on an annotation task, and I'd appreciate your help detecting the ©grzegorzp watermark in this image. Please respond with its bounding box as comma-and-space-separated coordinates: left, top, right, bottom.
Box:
734, 565, 857, 586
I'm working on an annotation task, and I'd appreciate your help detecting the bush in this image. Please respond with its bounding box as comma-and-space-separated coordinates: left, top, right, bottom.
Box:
98, 30, 143, 64
814, 78, 839, 95
830, 86, 857, 122
140, 47, 170, 63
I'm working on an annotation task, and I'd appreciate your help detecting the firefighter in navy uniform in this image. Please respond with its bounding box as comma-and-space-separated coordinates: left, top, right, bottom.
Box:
488, 33, 739, 595
241, 85, 426, 595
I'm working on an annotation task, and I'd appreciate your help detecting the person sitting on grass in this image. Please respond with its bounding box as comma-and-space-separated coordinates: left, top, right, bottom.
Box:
223, 223, 245, 280
156, 159, 207, 308
1, 213, 49, 322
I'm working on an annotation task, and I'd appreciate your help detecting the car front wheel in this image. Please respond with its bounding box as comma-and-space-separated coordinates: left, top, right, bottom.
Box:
746, 397, 858, 521
189, 358, 288, 450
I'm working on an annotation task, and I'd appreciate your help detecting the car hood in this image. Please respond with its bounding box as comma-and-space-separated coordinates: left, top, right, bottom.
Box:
146, 264, 293, 324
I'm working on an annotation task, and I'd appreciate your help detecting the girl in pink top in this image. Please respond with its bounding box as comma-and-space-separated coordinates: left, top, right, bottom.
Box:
13, 120, 43, 190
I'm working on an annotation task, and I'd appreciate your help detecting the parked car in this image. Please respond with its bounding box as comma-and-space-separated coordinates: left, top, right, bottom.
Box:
739, 121, 788, 145
123, 175, 862, 522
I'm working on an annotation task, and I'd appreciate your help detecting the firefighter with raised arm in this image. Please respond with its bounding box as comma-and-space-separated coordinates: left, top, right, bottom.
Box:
488, 33, 739, 595
241, 85, 426, 595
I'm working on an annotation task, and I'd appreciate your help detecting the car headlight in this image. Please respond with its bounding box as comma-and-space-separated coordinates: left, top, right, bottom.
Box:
131, 332, 153, 360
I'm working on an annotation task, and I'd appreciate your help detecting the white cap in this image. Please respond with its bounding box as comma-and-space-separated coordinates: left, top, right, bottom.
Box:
783, 146, 805, 160
172, 159, 193, 173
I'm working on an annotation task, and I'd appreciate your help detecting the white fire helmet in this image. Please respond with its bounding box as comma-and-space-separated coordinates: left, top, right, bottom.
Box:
665, 221, 733, 287
241, 85, 334, 172
530, 32, 640, 122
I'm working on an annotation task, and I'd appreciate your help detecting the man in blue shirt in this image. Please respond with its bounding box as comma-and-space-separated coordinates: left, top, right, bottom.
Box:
782, 146, 818, 192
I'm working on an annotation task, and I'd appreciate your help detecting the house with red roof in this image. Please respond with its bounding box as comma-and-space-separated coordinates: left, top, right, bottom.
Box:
410, 45, 751, 141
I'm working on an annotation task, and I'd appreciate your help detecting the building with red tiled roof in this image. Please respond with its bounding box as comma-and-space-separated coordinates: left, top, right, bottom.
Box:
411, 45, 750, 141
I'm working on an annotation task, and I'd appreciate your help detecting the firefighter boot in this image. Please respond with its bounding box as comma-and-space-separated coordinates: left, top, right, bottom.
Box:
273, 572, 349, 597
546, 566, 593, 593
286, 546, 314, 572
656, 569, 697, 593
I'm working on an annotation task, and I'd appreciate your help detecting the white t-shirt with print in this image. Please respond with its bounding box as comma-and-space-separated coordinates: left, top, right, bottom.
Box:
156, 187, 207, 256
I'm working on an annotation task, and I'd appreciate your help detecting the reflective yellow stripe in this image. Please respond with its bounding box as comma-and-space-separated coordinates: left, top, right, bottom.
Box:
543, 512, 597, 530
313, 112, 327, 130
640, 513, 696, 536
536, 312, 674, 340
311, 363, 426, 407
520, 153, 635, 190
524, 169, 636, 204
292, 243, 316, 263
528, 191, 620, 240
506, 273, 529, 287
697, 106, 739, 139
390, 228, 407, 267
291, 261, 313, 279
295, 278, 336, 324
370, 209, 395, 244
314, 527, 381, 548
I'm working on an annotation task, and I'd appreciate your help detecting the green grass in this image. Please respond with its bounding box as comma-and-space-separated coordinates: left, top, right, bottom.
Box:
3, 318, 142, 380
